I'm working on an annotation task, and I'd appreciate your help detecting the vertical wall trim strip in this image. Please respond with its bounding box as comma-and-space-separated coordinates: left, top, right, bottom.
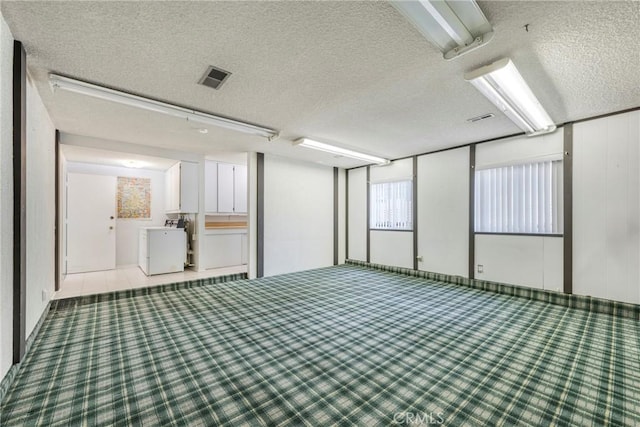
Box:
469, 144, 476, 280
333, 167, 338, 265
413, 156, 418, 270
366, 166, 370, 263
54, 130, 60, 292
563, 125, 573, 294
13, 41, 27, 364
345, 170, 349, 260
256, 153, 264, 278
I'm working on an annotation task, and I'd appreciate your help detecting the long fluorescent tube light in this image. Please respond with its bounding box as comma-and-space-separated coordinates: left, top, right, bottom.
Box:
464, 58, 556, 136
294, 138, 390, 165
390, 0, 493, 60
49, 74, 279, 139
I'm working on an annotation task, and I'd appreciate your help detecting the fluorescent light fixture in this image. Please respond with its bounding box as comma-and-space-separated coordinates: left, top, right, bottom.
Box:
390, 0, 493, 60
49, 74, 279, 139
293, 138, 390, 165
464, 58, 556, 136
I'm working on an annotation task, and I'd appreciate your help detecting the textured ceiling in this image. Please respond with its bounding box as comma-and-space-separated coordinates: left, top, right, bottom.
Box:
61, 145, 177, 171
2, 1, 639, 167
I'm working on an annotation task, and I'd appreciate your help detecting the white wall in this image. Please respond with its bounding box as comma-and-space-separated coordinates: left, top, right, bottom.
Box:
370, 230, 413, 268
417, 147, 469, 276
475, 130, 564, 169
65, 162, 166, 267
263, 154, 334, 276
475, 235, 563, 291
347, 167, 367, 261
573, 111, 640, 304
25, 76, 56, 337
0, 10, 14, 381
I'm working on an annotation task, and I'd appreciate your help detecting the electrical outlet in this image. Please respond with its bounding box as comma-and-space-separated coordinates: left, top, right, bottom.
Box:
477, 264, 484, 273
192, 234, 197, 241
41, 289, 48, 302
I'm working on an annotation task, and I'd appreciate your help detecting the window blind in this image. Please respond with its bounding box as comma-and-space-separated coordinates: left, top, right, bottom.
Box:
475, 160, 563, 234
370, 180, 413, 230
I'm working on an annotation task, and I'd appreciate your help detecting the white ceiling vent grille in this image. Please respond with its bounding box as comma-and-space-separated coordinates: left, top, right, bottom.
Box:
199, 66, 231, 90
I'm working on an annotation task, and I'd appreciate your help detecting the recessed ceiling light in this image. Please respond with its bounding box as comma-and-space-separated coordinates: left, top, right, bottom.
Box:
198, 128, 209, 134
123, 160, 146, 168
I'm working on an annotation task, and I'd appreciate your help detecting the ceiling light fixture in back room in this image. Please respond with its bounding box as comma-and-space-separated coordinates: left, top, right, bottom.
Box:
390, 0, 494, 60
49, 74, 279, 140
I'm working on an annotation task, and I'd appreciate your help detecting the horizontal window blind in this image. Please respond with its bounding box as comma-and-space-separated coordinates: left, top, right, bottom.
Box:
475, 160, 563, 234
370, 180, 413, 230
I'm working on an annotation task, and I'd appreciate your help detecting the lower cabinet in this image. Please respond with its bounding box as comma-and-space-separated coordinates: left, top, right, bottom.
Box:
203, 230, 247, 269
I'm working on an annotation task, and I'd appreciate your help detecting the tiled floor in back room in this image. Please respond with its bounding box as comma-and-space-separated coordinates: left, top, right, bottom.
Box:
55, 265, 247, 299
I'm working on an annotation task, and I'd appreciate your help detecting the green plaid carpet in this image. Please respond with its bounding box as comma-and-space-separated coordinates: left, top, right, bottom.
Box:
2, 264, 639, 426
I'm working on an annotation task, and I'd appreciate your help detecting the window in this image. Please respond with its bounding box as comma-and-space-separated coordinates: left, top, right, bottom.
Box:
475, 160, 563, 234
370, 180, 413, 230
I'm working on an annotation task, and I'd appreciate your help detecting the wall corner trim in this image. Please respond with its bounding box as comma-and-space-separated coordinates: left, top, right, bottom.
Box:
563, 124, 573, 294
13, 40, 27, 364
256, 152, 264, 278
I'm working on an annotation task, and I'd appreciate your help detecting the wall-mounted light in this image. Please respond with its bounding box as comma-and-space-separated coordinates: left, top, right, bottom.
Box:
464, 58, 556, 136
49, 74, 279, 140
293, 138, 390, 165
390, 0, 494, 60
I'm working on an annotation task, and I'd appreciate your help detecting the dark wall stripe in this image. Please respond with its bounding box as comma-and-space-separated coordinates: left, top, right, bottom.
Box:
469, 144, 476, 280
366, 166, 370, 263
256, 153, 264, 278
333, 167, 338, 265
412, 156, 418, 270
54, 130, 60, 292
345, 170, 349, 260
563, 125, 573, 294
13, 40, 27, 364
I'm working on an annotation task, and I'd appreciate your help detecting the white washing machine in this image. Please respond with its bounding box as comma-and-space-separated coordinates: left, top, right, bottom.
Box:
138, 227, 186, 275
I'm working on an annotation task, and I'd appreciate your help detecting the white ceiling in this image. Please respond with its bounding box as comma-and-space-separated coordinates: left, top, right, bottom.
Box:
61, 145, 177, 171
2, 1, 639, 168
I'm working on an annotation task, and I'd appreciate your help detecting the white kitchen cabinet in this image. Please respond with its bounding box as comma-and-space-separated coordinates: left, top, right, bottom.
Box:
217, 163, 235, 213
205, 162, 248, 214
165, 161, 198, 213
204, 161, 218, 213
203, 229, 247, 269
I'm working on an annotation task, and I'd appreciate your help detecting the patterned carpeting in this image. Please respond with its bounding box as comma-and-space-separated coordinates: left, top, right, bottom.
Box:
1, 264, 639, 426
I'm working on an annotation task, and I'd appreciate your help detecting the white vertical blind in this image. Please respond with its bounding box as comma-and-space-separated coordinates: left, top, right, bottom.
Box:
475, 160, 563, 234
370, 180, 413, 230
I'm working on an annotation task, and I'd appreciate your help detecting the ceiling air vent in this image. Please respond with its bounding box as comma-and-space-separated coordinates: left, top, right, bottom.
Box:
199, 65, 231, 90
467, 113, 495, 123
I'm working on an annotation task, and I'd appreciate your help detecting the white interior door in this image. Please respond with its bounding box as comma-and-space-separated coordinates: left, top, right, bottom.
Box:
67, 173, 117, 273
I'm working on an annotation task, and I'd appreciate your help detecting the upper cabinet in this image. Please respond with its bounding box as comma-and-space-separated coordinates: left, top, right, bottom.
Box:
165, 161, 198, 213
204, 161, 218, 213
205, 161, 247, 214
